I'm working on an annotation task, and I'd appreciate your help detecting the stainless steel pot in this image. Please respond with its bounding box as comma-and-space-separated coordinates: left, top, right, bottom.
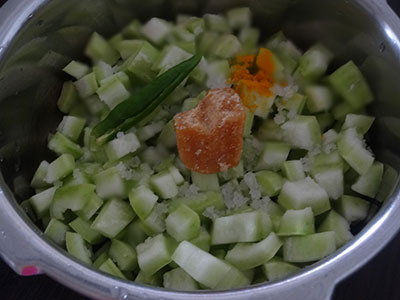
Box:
1, 0, 400, 299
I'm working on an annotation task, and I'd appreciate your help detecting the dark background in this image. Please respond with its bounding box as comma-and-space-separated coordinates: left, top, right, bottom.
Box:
1, 0, 400, 299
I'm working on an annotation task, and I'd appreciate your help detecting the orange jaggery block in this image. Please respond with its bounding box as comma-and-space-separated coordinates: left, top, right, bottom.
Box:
174, 88, 246, 174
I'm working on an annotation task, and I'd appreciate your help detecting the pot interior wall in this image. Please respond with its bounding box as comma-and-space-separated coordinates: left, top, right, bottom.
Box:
0, 0, 399, 221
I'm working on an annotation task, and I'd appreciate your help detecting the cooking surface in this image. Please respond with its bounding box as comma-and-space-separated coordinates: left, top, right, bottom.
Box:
1, 0, 400, 299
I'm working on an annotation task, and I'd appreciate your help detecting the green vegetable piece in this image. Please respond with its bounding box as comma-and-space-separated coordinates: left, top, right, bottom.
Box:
136, 233, 176, 276
69, 217, 105, 245
318, 210, 353, 247
328, 60, 373, 109
99, 258, 126, 279
44, 218, 69, 246
166, 204, 200, 241
262, 257, 300, 281
66, 232, 92, 264
277, 207, 315, 236
163, 268, 198, 291
92, 54, 202, 144
50, 184, 95, 220
335, 195, 369, 222
91, 198, 136, 238
225, 232, 283, 270
283, 232, 336, 263
109, 239, 138, 271
351, 161, 384, 197
129, 185, 159, 220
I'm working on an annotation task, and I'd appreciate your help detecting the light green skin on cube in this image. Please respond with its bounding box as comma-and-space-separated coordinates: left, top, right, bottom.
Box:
337, 128, 374, 175
212, 34, 242, 59
255, 170, 284, 197
204, 14, 231, 33
44, 218, 69, 246
281, 115, 321, 150
225, 232, 283, 270
29, 186, 57, 218
226, 7, 251, 29
85, 32, 120, 65
282, 160, 305, 181
93, 167, 127, 199
239, 27, 260, 54
123, 41, 159, 83
335, 195, 369, 222
158, 120, 177, 148
318, 210, 353, 247
260, 212, 273, 239
163, 268, 198, 291
305, 85, 334, 113
76, 193, 104, 221
283, 232, 337, 263
93, 61, 113, 82
104, 132, 141, 162
93, 252, 110, 269
50, 184, 95, 220
137, 121, 165, 142
189, 227, 211, 252
278, 207, 315, 236
117, 39, 145, 60
96, 77, 130, 110
48, 132, 83, 159
244, 110, 255, 137
109, 239, 138, 271
141, 18, 171, 46
135, 270, 162, 286
136, 233, 176, 276
262, 257, 300, 281
342, 114, 375, 135
150, 171, 179, 199
376, 165, 399, 202
328, 60, 373, 110
211, 211, 263, 245
57, 81, 79, 114
311, 151, 343, 172
31, 160, 50, 189
168, 165, 185, 185
45, 153, 75, 184
66, 232, 92, 264
69, 217, 105, 245
122, 19, 142, 39
99, 258, 126, 279
74, 72, 99, 98
153, 45, 191, 72
139, 205, 167, 236
166, 204, 200, 241
256, 142, 291, 171
278, 177, 331, 216
311, 164, 344, 200
296, 43, 333, 80
63, 60, 90, 80
129, 185, 159, 220
191, 171, 220, 192
172, 241, 249, 289
91, 198, 136, 238
121, 219, 148, 247
351, 161, 384, 198
57, 115, 86, 142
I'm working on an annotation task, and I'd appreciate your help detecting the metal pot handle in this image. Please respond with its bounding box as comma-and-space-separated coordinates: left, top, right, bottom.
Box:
0, 187, 44, 276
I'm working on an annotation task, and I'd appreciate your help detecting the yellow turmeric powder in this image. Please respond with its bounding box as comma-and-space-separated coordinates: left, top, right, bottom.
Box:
229, 48, 276, 111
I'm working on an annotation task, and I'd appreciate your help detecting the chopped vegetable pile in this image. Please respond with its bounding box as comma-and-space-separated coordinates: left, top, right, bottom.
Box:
22, 6, 388, 291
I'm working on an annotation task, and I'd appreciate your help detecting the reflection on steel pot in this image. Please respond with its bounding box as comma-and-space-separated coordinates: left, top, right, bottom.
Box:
1, 0, 400, 299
